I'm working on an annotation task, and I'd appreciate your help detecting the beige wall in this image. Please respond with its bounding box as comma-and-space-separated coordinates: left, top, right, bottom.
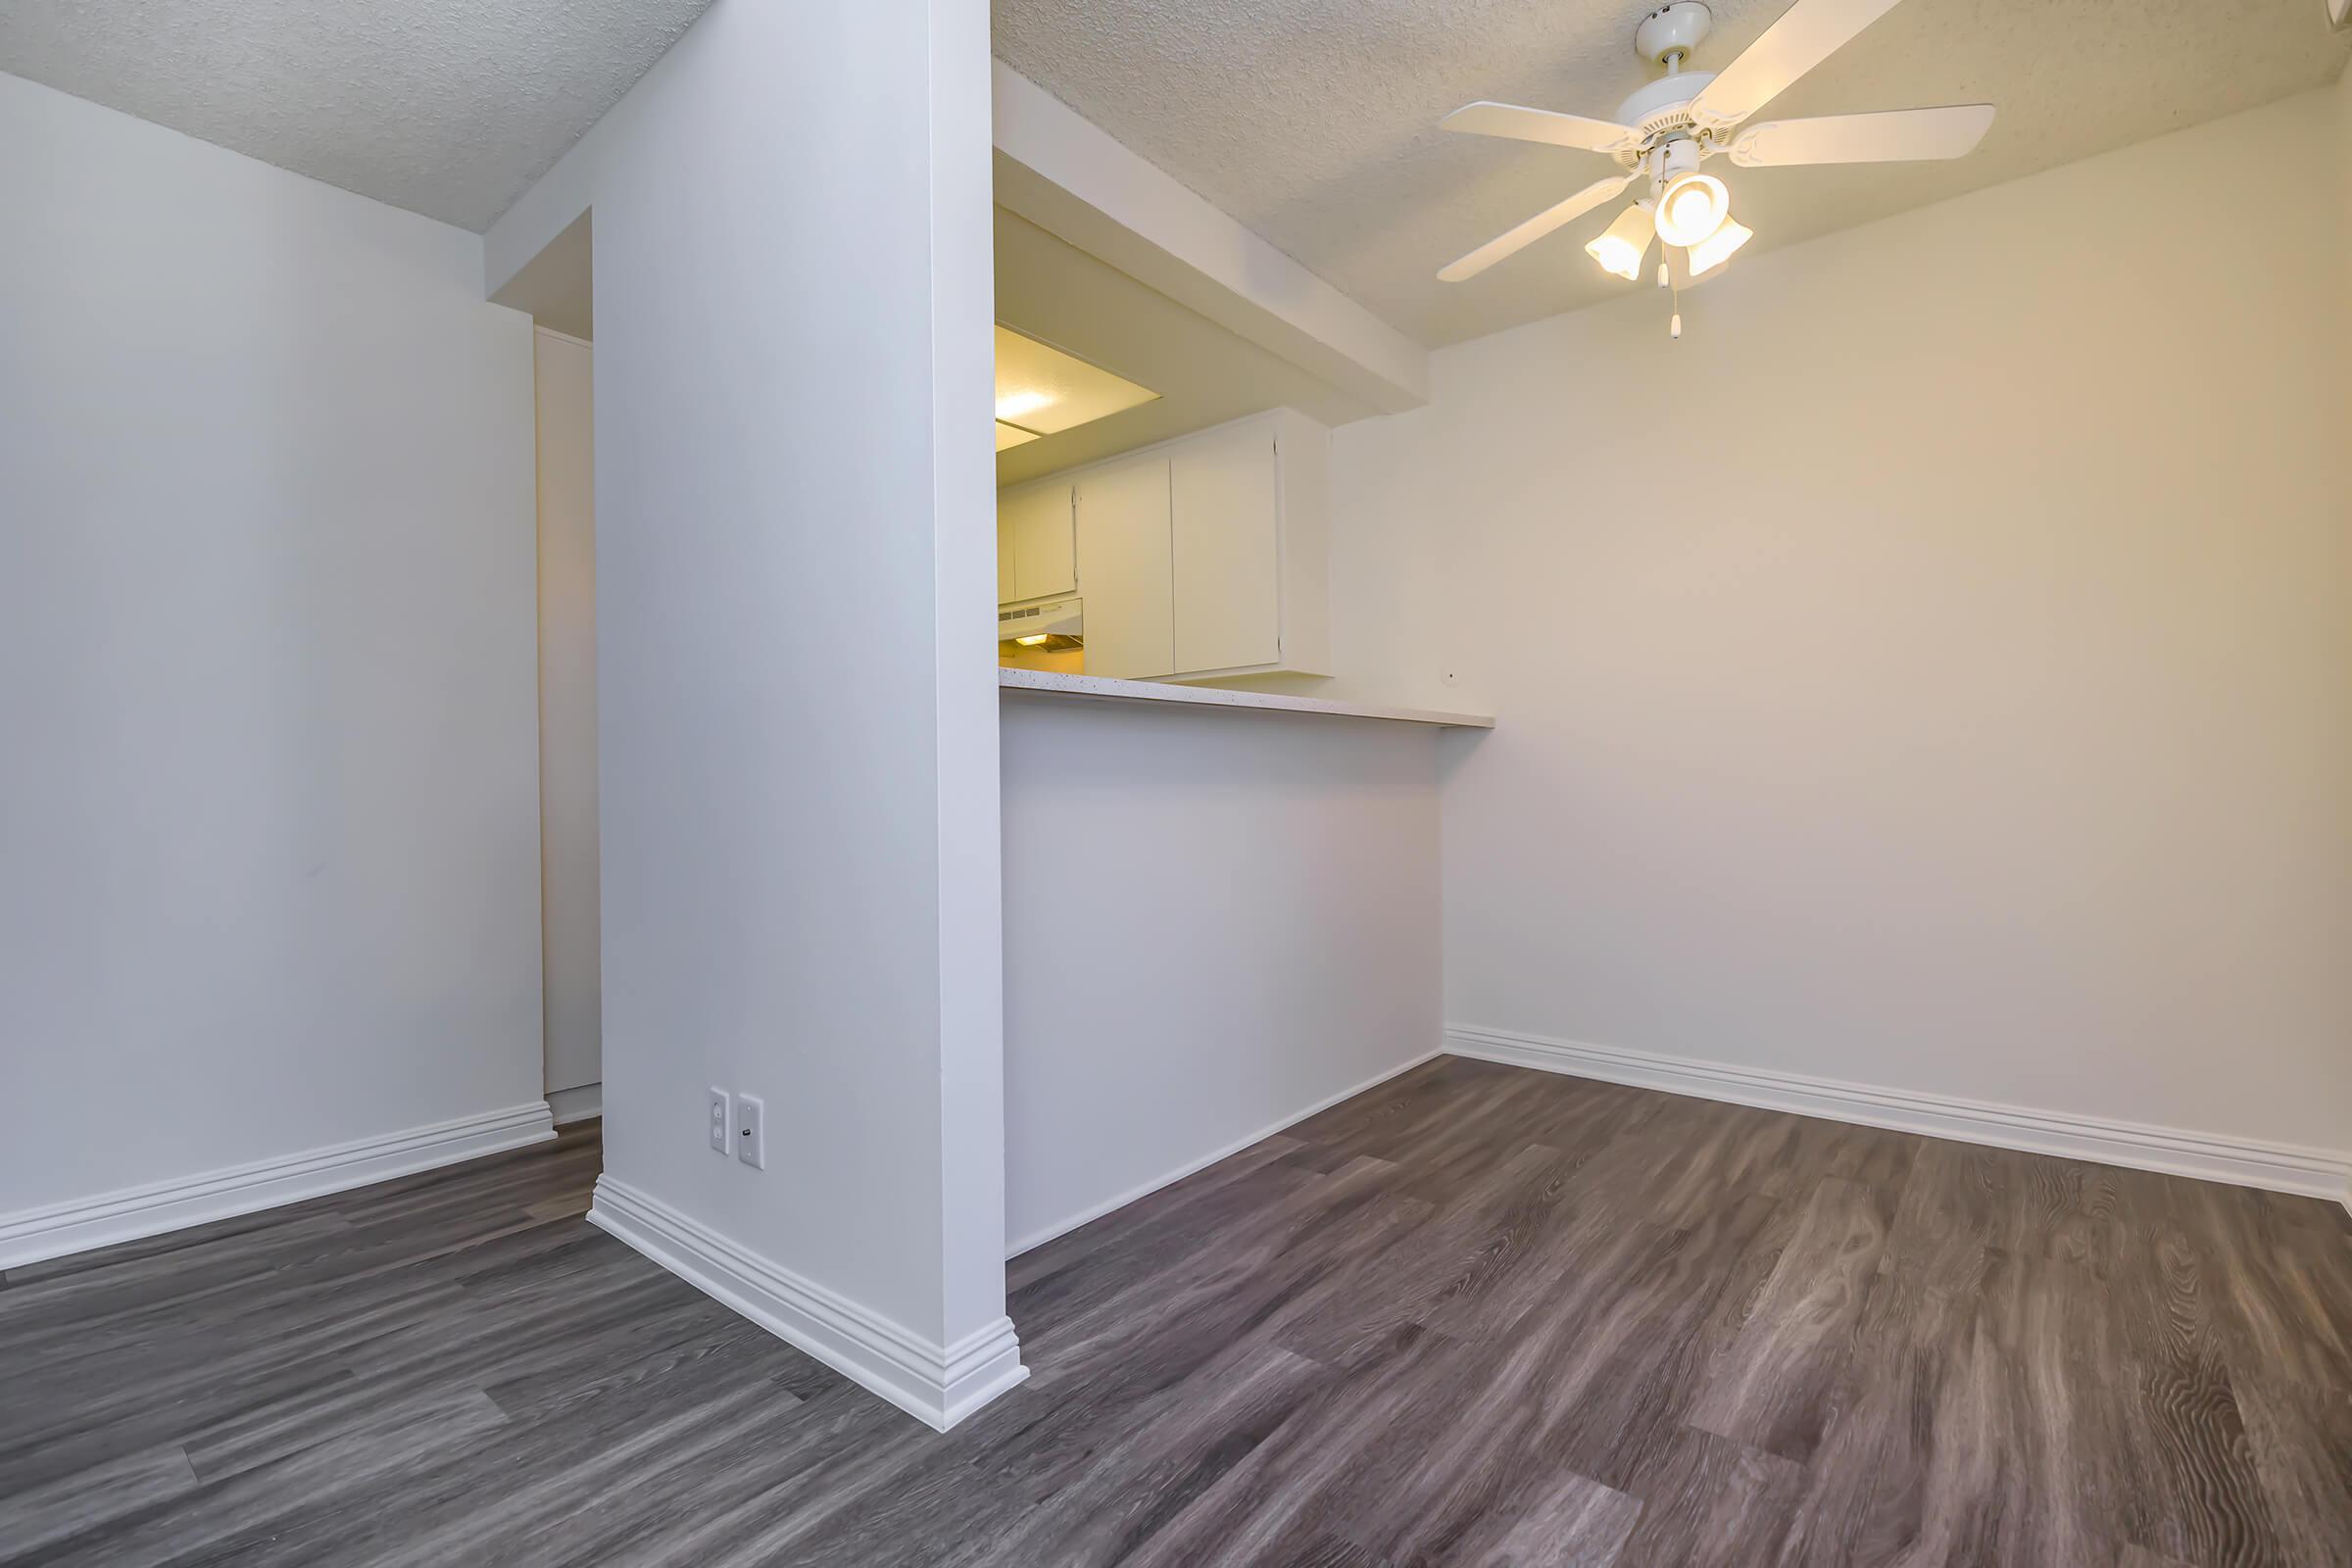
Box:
2341, 64, 2352, 285
1325, 85, 2352, 1155
533, 328, 600, 1102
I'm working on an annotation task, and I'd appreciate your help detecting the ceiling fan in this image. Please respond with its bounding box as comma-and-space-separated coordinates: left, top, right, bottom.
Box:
1437, 0, 1994, 336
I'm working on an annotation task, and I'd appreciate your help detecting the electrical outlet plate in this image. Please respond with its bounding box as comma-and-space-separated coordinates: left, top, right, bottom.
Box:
735, 1094, 765, 1169
708, 1088, 731, 1154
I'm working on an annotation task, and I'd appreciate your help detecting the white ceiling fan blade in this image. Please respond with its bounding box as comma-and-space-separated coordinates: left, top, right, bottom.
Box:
1438, 175, 1636, 282
1689, 0, 1910, 134
1729, 104, 1994, 167
1440, 102, 1642, 158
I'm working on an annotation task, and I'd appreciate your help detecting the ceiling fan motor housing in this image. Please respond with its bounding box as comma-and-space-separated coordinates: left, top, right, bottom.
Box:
1634, 2, 1713, 66
1619, 4, 1718, 158
1615, 72, 1717, 155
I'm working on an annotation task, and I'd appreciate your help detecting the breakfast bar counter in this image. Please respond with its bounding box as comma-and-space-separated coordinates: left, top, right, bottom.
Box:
998, 667, 1494, 729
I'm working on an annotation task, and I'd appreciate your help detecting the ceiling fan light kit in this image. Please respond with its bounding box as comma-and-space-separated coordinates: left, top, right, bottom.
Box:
1437, 0, 1995, 339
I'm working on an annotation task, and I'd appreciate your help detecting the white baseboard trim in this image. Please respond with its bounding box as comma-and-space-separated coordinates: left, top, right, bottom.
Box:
547, 1082, 604, 1125
1446, 1024, 2352, 1209
1006, 1047, 1446, 1259
0, 1101, 558, 1270
586, 1176, 1029, 1432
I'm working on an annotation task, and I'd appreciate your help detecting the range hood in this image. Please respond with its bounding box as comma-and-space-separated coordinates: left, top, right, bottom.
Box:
998, 594, 1082, 649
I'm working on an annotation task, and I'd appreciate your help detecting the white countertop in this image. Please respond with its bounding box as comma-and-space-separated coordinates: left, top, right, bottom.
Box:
998, 667, 1494, 729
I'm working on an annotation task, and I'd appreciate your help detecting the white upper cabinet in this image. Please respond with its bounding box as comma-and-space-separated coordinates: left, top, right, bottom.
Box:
1170, 420, 1281, 675
1071, 457, 1175, 680
998, 482, 1076, 603
999, 408, 1329, 681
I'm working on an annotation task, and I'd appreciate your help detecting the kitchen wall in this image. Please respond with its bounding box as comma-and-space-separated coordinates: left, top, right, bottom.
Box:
1325, 84, 2352, 1161
534, 328, 601, 1118
480, 0, 1015, 1426
0, 72, 546, 1258
1001, 698, 1443, 1251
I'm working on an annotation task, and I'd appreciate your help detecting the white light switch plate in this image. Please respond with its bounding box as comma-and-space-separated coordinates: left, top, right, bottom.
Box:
708, 1088, 731, 1154
735, 1094, 765, 1169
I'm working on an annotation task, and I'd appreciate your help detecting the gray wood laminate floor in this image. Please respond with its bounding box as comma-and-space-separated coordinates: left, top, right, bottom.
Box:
5, 1057, 2348, 1567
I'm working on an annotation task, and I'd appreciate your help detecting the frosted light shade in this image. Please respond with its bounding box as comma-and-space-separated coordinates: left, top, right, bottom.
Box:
1585, 203, 1656, 282
1687, 216, 1753, 277
1655, 172, 1729, 247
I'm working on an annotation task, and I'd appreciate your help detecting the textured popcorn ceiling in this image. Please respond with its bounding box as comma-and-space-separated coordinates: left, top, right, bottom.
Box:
0, 0, 714, 230
995, 0, 2351, 347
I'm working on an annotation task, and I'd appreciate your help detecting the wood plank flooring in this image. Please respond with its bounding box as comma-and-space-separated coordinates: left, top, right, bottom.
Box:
4, 1056, 2347, 1566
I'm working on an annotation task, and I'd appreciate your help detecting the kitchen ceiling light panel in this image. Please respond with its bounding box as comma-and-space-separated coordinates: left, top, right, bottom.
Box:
996, 421, 1041, 451
994, 324, 1159, 435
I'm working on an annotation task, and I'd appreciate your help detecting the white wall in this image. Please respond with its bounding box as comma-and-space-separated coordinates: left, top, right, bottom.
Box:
1001, 698, 1442, 1251
480, 0, 1013, 1425
533, 329, 601, 1105
0, 74, 545, 1236
1331, 86, 2352, 1159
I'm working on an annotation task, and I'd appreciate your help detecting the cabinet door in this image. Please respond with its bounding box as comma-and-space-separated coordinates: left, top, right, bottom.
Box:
1170, 421, 1281, 673
1006, 483, 1076, 601
1074, 458, 1174, 679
